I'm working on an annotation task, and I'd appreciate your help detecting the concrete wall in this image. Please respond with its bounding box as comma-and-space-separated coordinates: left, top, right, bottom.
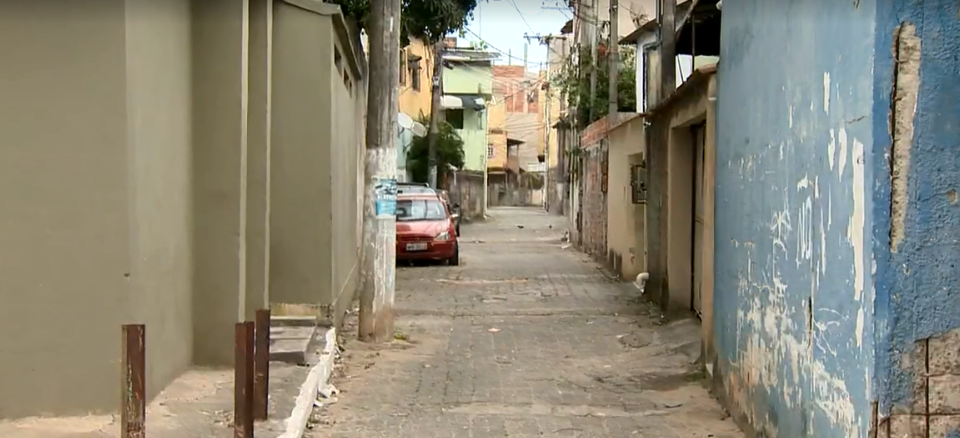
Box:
0, 0, 132, 417
0, 0, 197, 416
714, 1, 890, 436
606, 116, 646, 279
714, 1, 960, 435
270, 1, 362, 326
871, 0, 960, 435
190, 0, 251, 366
124, 0, 195, 395
443, 62, 493, 96
457, 108, 488, 172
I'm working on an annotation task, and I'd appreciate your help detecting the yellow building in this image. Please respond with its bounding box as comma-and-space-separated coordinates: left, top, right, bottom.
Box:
399, 38, 434, 121
487, 93, 507, 169
397, 38, 434, 182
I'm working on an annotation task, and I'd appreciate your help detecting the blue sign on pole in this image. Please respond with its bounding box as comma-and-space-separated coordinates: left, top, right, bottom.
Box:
374, 177, 397, 218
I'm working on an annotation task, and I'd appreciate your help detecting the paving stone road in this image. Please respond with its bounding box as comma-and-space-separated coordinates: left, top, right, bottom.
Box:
309, 207, 743, 438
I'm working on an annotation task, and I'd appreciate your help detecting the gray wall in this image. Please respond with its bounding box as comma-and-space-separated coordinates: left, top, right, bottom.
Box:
0, 0, 196, 417
270, 1, 362, 325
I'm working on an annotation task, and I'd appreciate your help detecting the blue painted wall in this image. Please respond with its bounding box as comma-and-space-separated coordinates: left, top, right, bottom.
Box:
714, 1, 878, 436
715, 0, 960, 436
871, 0, 960, 419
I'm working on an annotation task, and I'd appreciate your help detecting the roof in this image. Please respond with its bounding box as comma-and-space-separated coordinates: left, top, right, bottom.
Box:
619, 19, 659, 45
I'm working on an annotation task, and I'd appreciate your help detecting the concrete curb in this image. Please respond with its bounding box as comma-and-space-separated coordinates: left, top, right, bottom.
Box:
277, 327, 338, 438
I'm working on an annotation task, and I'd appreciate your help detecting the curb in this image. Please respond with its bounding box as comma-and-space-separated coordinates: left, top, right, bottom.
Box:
277, 327, 338, 438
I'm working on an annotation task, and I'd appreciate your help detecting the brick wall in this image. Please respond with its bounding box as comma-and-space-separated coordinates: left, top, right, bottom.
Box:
882, 327, 960, 437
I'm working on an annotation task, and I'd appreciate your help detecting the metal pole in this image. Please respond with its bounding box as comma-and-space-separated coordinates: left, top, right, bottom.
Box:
253, 309, 271, 420
234, 322, 254, 438
121, 324, 145, 438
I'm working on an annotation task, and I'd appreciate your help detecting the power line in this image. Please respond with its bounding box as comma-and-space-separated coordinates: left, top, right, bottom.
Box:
506, 0, 535, 32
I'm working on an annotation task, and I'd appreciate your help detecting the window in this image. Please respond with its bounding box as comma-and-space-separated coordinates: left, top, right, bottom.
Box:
487, 145, 495, 159
411, 65, 421, 91
445, 109, 464, 129
396, 199, 447, 222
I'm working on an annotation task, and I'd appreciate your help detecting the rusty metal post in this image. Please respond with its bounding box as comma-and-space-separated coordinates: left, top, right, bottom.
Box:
121, 324, 146, 438
234, 321, 254, 438
253, 309, 271, 420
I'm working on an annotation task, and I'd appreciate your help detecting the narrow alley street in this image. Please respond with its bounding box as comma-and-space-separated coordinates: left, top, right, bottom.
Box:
310, 208, 742, 437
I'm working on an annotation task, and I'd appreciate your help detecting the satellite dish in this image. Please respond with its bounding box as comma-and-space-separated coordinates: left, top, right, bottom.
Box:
398, 112, 414, 130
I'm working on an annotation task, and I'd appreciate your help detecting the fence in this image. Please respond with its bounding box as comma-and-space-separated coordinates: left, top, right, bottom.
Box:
447, 170, 486, 221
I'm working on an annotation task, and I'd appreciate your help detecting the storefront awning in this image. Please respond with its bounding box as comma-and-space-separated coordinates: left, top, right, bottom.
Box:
441, 94, 486, 110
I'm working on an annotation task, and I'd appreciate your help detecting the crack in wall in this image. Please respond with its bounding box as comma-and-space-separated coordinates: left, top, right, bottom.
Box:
888, 23, 921, 253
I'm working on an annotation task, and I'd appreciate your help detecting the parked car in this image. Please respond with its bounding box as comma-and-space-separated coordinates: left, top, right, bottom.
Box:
395, 193, 460, 265
396, 183, 461, 236
396, 182, 434, 195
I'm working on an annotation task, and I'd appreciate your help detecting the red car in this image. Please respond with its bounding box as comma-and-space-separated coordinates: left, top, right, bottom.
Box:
395, 193, 460, 265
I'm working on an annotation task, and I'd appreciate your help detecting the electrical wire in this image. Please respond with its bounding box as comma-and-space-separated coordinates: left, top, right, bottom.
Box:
506, 0, 536, 32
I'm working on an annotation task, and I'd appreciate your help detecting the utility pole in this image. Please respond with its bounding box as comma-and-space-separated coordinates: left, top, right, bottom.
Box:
524, 33, 567, 214
426, 41, 444, 188
358, 0, 401, 342
588, 0, 599, 123
608, 0, 619, 123
660, 0, 677, 98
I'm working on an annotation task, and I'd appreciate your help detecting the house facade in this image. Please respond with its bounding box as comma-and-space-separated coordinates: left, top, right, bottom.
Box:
442, 40, 496, 173
397, 37, 432, 182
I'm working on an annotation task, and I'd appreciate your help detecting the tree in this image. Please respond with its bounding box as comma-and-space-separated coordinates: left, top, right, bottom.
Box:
554, 42, 637, 130
406, 116, 465, 184
329, 0, 480, 188
328, 0, 478, 48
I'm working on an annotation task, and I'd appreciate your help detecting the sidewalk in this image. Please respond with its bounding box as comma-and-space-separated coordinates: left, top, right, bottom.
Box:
0, 359, 313, 438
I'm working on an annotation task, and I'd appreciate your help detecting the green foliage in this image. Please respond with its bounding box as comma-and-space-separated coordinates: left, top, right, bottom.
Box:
328, 0, 479, 47
552, 41, 637, 130
406, 116, 465, 183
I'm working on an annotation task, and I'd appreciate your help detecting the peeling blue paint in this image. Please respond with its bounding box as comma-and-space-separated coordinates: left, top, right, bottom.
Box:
715, 0, 960, 436
872, 0, 960, 417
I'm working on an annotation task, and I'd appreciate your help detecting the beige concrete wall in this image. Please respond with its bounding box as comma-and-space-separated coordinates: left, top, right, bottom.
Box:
123, 0, 195, 398
191, 0, 250, 365
606, 116, 647, 279
329, 31, 361, 325
270, 1, 362, 325
245, 0, 274, 320
656, 72, 715, 320
271, 1, 334, 310
0, 0, 200, 417
0, 0, 131, 418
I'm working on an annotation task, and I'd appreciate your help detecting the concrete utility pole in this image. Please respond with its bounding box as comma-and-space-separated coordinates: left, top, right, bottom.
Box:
660, 0, 677, 98
427, 41, 445, 188
608, 0, 619, 123
588, 0, 599, 122
358, 0, 401, 342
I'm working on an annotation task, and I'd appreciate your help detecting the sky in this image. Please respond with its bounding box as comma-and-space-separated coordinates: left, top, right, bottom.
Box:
461, 0, 571, 70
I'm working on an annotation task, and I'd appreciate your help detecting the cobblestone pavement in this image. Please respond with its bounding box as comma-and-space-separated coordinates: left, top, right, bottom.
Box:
310, 207, 743, 438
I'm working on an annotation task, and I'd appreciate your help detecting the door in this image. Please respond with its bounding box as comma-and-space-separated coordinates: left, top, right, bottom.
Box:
691, 123, 707, 318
